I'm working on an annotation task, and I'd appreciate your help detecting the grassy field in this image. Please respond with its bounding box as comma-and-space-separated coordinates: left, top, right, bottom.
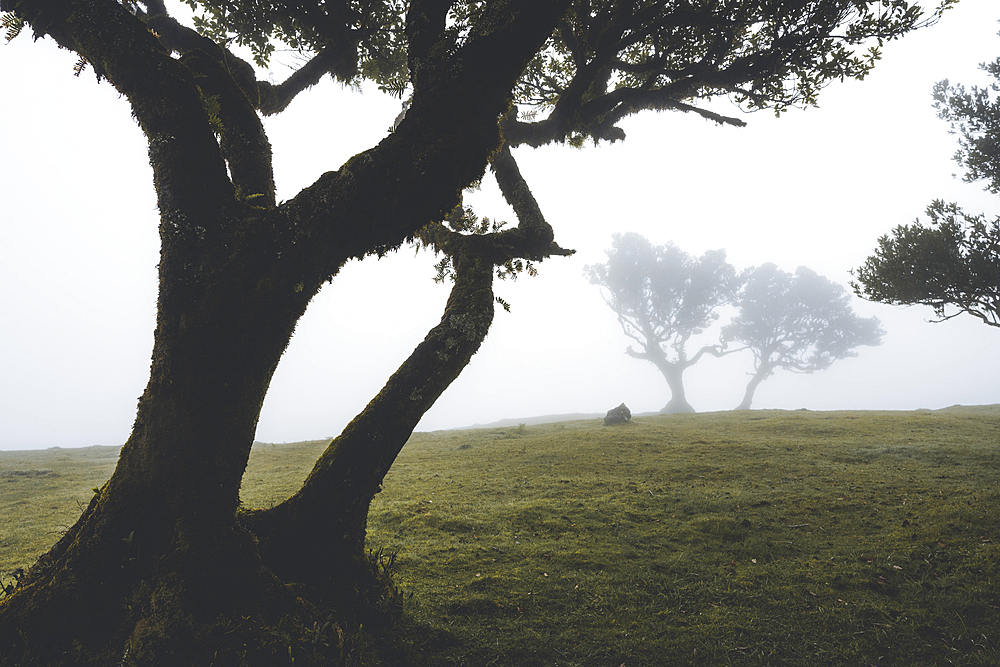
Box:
3, 407, 999, 665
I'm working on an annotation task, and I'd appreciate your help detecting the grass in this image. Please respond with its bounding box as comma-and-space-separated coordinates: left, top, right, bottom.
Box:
3, 408, 999, 665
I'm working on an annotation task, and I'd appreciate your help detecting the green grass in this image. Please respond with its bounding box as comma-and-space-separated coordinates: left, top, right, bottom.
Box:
3, 408, 999, 665
0, 445, 119, 574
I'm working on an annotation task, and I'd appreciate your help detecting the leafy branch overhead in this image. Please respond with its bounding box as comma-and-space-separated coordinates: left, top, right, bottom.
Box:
507, 0, 952, 147
855, 40, 1000, 328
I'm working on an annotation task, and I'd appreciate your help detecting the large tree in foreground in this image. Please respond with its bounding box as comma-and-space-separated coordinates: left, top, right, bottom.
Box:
854, 50, 1000, 326
586, 233, 739, 413
0, 0, 941, 664
724, 264, 884, 410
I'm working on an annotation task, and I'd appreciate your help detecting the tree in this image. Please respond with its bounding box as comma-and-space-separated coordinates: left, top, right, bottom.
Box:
0, 0, 942, 664
854, 51, 1000, 326
586, 233, 739, 413
723, 264, 884, 410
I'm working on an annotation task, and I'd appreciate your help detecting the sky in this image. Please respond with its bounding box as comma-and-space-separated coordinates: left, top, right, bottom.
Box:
2, 1, 999, 451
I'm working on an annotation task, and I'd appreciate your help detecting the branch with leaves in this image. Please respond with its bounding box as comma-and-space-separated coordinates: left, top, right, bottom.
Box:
856, 44, 1000, 328
505, 0, 951, 148
854, 201, 1000, 327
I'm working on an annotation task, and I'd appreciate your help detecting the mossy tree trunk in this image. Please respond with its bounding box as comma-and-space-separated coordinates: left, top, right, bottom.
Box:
0, 0, 571, 663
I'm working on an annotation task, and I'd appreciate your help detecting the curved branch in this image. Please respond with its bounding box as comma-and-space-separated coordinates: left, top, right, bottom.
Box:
182, 50, 276, 206
276, 0, 572, 283
257, 46, 357, 115
241, 243, 496, 582
144, 9, 356, 116
144, 13, 260, 106
490, 142, 574, 260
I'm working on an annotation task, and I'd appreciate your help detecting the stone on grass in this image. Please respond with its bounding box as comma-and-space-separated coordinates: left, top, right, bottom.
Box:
604, 403, 631, 426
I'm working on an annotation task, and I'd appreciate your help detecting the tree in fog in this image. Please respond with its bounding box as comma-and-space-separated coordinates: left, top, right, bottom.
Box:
0, 0, 941, 662
724, 264, 884, 410
854, 49, 1000, 326
586, 233, 739, 413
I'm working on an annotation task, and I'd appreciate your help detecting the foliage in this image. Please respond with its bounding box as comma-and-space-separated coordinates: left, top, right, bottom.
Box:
1, 10, 23, 40
724, 264, 883, 409
933, 53, 1000, 194
586, 232, 739, 356
510, 0, 953, 146
585, 232, 739, 412
854, 200, 1000, 326
854, 48, 1000, 326
5, 408, 1000, 665
183, 0, 409, 89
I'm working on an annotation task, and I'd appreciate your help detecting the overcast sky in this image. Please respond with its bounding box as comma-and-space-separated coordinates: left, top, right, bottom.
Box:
2, 2, 999, 451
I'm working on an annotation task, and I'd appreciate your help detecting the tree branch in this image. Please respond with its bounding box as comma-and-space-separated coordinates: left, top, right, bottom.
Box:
276, 0, 572, 285
242, 233, 497, 582
181, 50, 276, 207
489, 143, 574, 261
144, 13, 260, 106
257, 46, 357, 115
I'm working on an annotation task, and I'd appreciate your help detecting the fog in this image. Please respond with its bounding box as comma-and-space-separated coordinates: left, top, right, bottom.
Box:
2, 3, 999, 450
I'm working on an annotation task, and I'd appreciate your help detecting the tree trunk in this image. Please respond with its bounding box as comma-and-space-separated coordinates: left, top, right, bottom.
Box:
653, 360, 696, 414
0, 242, 325, 664
736, 366, 771, 410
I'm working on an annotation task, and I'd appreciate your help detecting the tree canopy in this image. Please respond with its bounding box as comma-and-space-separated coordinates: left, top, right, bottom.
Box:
854, 45, 1000, 327
585, 232, 738, 413
0, 0, 945, 664
724, 264, 884, 410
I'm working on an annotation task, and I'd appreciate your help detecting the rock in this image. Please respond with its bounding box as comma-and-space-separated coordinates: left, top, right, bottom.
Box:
604, 403, 631, 426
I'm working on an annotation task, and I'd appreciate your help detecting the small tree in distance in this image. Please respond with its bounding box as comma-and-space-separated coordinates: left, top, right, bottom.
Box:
585, 233, 739, 413
724, 264, 885, 410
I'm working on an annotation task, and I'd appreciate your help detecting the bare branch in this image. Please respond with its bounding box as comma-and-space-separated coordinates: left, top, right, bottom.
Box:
258, 46, 357, 115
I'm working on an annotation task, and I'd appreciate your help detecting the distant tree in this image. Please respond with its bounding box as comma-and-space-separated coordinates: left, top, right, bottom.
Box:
586, 233, 739, 413
724, 264, 884, 410
854, 51, 1000, 326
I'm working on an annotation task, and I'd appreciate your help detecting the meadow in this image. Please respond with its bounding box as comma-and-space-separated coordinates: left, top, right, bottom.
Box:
3, 407, 999, 665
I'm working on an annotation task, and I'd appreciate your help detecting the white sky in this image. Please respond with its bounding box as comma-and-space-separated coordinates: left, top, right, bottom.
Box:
2, 1, 999, 450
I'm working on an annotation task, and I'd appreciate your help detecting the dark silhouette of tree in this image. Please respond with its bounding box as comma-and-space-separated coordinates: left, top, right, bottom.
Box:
586, 233, 739, 413
724, 264, 884, 410
854, 50, 1000, 326
0, 0, 942, 663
